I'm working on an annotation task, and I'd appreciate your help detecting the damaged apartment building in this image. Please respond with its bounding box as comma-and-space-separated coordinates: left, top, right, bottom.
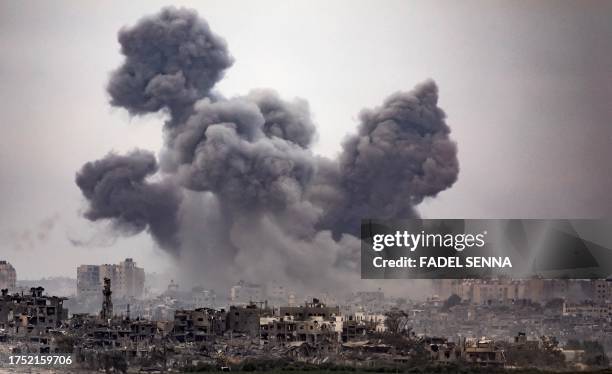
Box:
423, 336, 506, 367
69, 278, 166, 359
169, 299, 365, 348
259, 299, 344, 346
0, 287, 68, 335
173, 307, 227, 343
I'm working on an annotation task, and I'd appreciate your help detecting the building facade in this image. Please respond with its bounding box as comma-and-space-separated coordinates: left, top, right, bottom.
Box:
0, 287, 68, 335
77, 258, 145, 299
0, 261, 16, 291
230, 280, 264, 304
77, 265, 100, 298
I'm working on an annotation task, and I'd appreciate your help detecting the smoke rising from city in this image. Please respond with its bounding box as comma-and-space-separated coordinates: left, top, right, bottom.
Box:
75, 6, 459, 295
75, 150, 183, 251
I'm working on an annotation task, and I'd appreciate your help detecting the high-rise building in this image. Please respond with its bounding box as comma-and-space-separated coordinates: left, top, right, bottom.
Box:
230, 280, 263, 304
116, 258, 145, 299
76, 258, 145, 299
0, 261, 16, 290
77, 265, 100, 298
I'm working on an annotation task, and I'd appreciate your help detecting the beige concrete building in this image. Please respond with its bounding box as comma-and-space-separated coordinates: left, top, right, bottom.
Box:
563, 301, 612, 319
76, 264, 100, 298
77, 258, 145, 299
433, 278, 551, 305
0, 261, 16, 291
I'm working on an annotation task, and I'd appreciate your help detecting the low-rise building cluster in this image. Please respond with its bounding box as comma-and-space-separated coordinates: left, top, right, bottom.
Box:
0, 259, 610, 371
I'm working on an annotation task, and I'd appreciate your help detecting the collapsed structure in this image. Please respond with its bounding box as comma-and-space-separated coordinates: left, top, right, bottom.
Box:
1, 273, 611, 372
0, 287, 67, 336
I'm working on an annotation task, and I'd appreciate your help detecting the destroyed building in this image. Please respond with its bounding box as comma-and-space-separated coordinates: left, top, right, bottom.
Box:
460, 337, 506, 367
341, 317, 368, 342
279, 298, 340, 320
424, 336, 461, 363
173, 307, 226, 342
259, 299, 343, 346
261, 315, 341, 346
227, 302, 272, 336
0, 287, 68, 335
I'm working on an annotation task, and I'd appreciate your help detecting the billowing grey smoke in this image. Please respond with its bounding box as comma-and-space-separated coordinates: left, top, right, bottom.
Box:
76, 7, 459, 296
249, 89, 316, 148
167, 98, 317, 211
318, 80, 459, 235
107, 7, 233, 122
75, 150, 182, 251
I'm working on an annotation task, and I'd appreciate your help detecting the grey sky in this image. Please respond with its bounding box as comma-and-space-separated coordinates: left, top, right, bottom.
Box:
1, 0, 611, 280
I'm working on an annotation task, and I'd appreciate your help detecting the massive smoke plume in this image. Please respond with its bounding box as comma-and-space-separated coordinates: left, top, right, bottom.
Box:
107, 7, 233, 123
76, 7, 459, 296
75, 150, 182, 251
316, 81, 459, 236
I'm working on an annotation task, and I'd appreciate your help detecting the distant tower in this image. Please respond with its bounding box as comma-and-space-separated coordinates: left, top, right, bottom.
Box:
0, 261, 17, 290
100, 277, 113, 321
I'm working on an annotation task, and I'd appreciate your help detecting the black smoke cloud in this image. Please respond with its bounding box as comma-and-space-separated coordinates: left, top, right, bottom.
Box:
76, 7, 459, 295
317, 80, 459, 236
169, 98, 317, 212
107, 7, 233, 122
249, 89, 317, 148
75, 150, 182, 251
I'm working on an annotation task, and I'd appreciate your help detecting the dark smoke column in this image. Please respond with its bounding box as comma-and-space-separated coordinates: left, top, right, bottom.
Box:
107, 7, 233, 123
75, 150, 182, 251
74, 6, 459, 290
75, 7, 234, 253
318, 80, 459, 235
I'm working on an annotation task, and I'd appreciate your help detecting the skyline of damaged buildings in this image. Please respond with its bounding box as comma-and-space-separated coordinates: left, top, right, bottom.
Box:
0, 258, 611, 371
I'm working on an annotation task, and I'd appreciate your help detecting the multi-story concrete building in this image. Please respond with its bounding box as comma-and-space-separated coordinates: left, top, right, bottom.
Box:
0, 261, 16, 291
115, 258, 144, 299
593, 279, 612, 303
433, 278, 567, 305
227, 303, 271, 336
173, 308, 226, 342
77, 265, 100, 298
354, 311, 387, 333
77, 258, 145, 299
230, 280, 264, 304
563, 301, 612, 319
279, 298, 340, 320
